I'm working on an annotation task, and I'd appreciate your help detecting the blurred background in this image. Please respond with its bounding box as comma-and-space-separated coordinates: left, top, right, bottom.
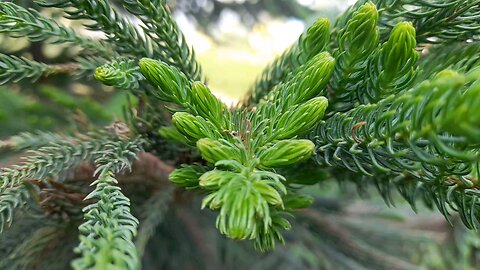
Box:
173, 0, 356, 103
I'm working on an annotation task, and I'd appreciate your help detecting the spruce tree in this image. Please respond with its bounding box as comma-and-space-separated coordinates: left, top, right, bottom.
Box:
0, 0, 480, 269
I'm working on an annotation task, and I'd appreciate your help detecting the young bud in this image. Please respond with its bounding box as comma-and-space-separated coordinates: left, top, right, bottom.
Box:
259, 139, 315, 168
203, 176, 283, 241
199, 170, 236, 189
274, 97, 328, 140
330, 2, 380, 108
289, 52, 335, 105
138, 58, 188, 103
172, 112, 216, 141
197, 138, 243, 164
190, 81, 227, 127
169, 164, 207, 188
305, 18, 330, 57
94, 60, 141, 90
365, 21, 418, 102
339, 2, 379, 55
95, 65, 122, 87
381, 22, 417, 78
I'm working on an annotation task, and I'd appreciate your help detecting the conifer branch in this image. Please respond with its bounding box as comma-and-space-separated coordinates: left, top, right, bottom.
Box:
0, 54, 54, 85
328, 2, 380, 112
2, 0, 480, 265
329, 3, 420, 111
72, 137, 144, 270
0, 130, 135, 232
138, 58, 229, 123
0, 131, 71, 152
335, 1, 480, 45
377, 0, 480, 44
34, 0, 154, 58
0, 53, 104, 85
0, 185, 31, 233
120, 0, 202, 80
75, 56, 109, 78
250, 52, 335, 147
314, 69, 480, 226
420, 41, 480, 80
315, 69, 480, 177
359, 21, 418, 104
0, 2, 112, 56
0, 135, 106, 192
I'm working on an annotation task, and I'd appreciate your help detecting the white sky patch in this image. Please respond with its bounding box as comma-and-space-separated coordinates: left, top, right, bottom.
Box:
174, 12, 212, 53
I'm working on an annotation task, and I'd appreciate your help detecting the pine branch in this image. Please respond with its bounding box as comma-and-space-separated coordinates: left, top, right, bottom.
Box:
376, 0, 480, 44
0, 130, 132, 232
250, 52, 334, 146
335, 1, 480, 45
138, 58, 229, 124
0, 53, 54, 85
420, 41, 480, 80
344, 168, 480, 230
120, 0, 202, 80
0, 135, 105, 192
357, 21, 418, 104
0, 185, 31, 233
328, 2, 380, 112
0, 53, 105, 85
0, 131, 72, 152
316, 69, 480, 176
244, 18, 330, 105
74, 56, 109, 78
0, 2, 112, 57
314, 69, 480, 226
34, 0, 159, 59
72, 137, 144, 270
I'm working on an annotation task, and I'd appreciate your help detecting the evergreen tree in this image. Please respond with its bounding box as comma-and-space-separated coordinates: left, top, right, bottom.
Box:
0, 0, 480, 269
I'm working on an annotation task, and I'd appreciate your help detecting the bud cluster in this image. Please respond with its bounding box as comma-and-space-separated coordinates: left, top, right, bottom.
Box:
138, 50, 335, 250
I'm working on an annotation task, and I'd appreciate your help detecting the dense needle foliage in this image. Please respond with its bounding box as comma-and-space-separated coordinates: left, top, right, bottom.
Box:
0, 0, 480, 269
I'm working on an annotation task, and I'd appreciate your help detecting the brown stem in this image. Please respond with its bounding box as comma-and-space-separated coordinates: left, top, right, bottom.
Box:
130, 152, 175, 186
48, 63, 81, 75
68, 152, 175, 186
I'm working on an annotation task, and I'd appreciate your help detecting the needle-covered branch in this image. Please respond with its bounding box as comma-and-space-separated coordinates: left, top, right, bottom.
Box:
0, 2, 112, 57
120, 0, 202, 80
72, 137, 144, 270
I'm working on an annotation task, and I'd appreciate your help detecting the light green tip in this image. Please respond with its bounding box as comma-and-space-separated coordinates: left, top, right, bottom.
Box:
94, 65, 120, 86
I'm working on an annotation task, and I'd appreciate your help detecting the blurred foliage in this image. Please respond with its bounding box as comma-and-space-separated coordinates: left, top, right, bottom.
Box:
172, 0, 317, 31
